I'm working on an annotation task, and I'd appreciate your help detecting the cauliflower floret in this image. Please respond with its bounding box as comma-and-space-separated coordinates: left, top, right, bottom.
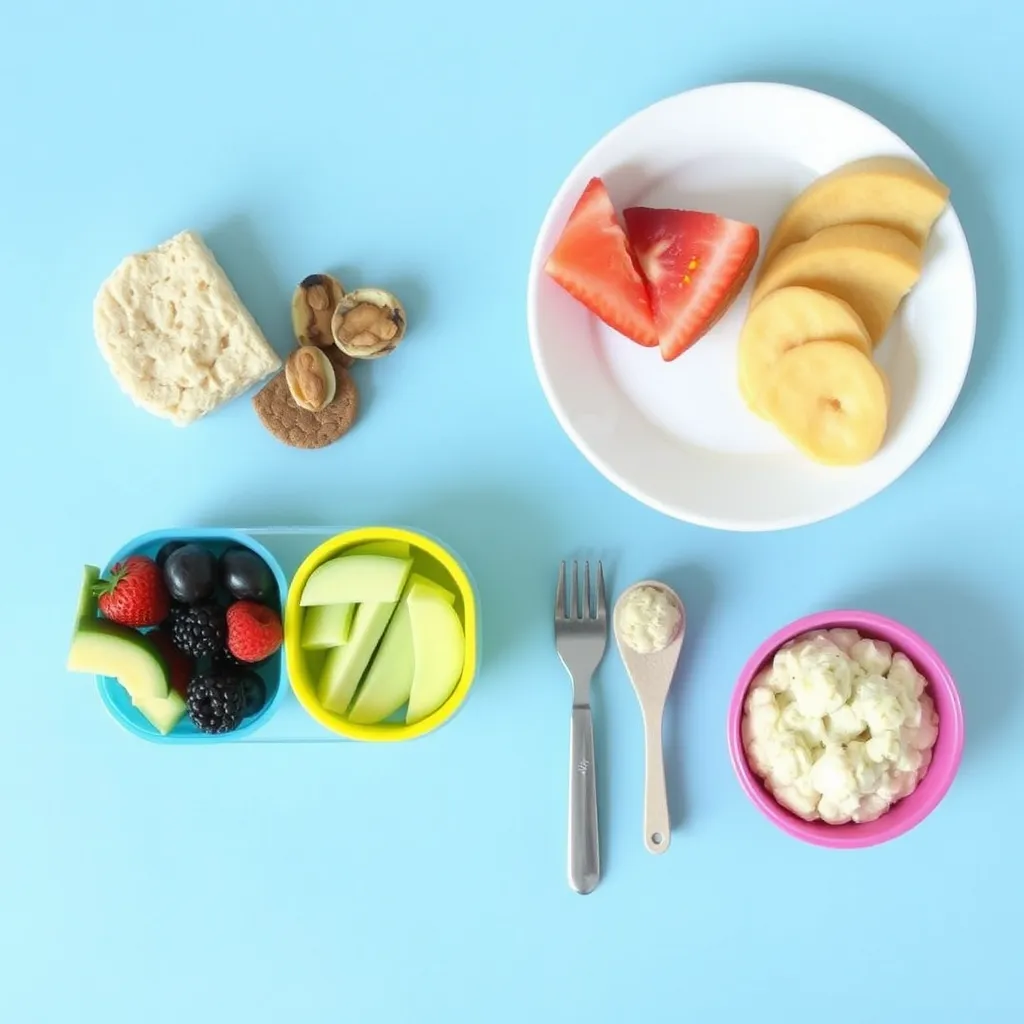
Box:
851, 674, 907, 733
846, 739, 882, 794
895, 744, 924, 774
779, 700, 827, 746
817, 798, 853, 824
866, 731, 900, 763
757, 663, 787, 695
889, 769, 920, 801
744, 685, 780, 739
854, 793, 890, 823
827, 628, 862, 655
897, 689, 923, 729
889, 653, 925, 696
776, 636, 855, 717
755, 731, 814, 786
795, 628, 831, 645
741, 628, 940, 826
810, 745, 857, 805
850, 637, 893, 676
772, 780, 820, 820
912, 692, 939, 750
825, 704, 865, 743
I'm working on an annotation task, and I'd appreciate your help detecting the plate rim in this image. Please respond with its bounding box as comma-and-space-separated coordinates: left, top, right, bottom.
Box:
525, 80, 978, 532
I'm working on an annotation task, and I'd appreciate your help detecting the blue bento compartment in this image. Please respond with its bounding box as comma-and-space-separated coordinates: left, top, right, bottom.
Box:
95, 527, 289, 744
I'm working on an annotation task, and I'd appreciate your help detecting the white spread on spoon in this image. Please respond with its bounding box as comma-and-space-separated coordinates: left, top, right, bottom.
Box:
615, 585, 682, 654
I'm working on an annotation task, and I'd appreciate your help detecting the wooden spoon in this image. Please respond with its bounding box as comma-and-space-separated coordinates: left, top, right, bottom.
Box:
613, 580, 686, 854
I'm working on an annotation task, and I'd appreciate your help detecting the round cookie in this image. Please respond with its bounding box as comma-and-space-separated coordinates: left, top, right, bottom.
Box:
253, 349, 359, 449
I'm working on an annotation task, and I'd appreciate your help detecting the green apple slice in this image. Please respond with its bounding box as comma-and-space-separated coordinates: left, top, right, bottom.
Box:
301, 602, 355, 649
68, 626, 171, 702
135, 689, 187, 735
317, 601, 399, 714
346, 573, 456, 725
300, 555, 412, 607
75, 565, 102, 626
405, 582, 465, 725
406, 573, 455, 605
347, 603, 415, 724
345, 541, 411, 558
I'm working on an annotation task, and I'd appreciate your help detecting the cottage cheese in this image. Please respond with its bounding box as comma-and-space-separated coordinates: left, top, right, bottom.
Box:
742, 628, 939, 824
616, 585, 682, 654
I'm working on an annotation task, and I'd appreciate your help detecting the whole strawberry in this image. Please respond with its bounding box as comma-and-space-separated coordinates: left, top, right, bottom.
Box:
94, 555, 169, 627
226, 601, 283, 663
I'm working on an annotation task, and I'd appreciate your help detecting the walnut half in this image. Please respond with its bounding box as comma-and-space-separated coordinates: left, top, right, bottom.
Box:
285, 346, 337, 411
331, 288, 406, 360
291, 273, 345, 350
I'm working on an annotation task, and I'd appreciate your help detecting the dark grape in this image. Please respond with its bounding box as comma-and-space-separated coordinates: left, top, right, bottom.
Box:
220, 546, 276, 603
163, 544, 217, 604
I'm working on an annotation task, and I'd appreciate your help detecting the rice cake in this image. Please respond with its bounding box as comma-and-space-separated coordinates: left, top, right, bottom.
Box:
93, 230, 282, 426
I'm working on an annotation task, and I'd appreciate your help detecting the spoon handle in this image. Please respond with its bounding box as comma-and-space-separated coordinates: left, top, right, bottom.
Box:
568, 705, 600, 894
643, 707, 671, 854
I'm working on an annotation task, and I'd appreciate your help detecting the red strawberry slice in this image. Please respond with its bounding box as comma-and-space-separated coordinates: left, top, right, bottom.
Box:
623, 207, 760, 362
544, 177, 659, 348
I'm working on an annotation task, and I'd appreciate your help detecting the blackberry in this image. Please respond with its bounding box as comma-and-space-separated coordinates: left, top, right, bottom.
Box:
186, 673, 246, 734
169, 602, 225, 658
237, 669, 268, 718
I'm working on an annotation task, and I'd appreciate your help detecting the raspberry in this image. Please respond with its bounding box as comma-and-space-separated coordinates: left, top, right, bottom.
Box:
226, 601, 283, 663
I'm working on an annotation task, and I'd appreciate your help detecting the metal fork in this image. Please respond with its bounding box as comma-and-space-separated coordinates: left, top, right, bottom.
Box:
555, 559, 607, 895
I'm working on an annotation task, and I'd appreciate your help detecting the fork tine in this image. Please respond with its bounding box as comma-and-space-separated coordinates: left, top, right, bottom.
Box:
596, 561, 606, 619
571, 560, 580, 619
556, 561, 566, 619
583, 561, 591, 619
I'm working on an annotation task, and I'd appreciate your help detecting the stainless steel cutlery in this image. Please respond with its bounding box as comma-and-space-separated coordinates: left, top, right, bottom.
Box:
554, 559, 607, 895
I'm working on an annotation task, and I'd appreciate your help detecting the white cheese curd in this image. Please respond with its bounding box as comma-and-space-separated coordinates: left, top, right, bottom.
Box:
616, 585, 682, 654
741, 629, 939, 824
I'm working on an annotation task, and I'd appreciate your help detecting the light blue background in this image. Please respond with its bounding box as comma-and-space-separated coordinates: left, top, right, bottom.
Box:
1, 1, 1020, 1020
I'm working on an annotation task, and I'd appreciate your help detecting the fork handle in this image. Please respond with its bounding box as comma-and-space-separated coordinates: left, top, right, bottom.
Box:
568, 704, 600, 894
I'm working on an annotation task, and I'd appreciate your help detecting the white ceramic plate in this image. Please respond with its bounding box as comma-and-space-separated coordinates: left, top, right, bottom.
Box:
526, 82, 976, 531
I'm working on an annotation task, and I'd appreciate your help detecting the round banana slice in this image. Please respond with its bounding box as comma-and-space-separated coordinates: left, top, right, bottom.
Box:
749, 224, 923, 346
760, 339, 889, 466
759, 156, 950, 268
292, 273, 345, 349
331, 288, 406, 360
738, 286, 873, 417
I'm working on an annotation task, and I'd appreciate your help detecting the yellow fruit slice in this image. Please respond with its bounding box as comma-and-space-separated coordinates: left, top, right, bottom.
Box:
760, 156, 949, 267
749, 224, 922, 346
760, 339, 889, 466
738, 286, 872, 417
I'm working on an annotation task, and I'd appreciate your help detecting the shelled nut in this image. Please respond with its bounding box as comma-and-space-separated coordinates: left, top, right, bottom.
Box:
285, 346, 336, 412
291, 273, 345, 350
331, 288, 406, 360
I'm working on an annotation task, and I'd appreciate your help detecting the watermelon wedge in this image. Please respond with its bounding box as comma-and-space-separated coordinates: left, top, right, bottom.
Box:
623, 207, 760, 362
545, 178, 659, 348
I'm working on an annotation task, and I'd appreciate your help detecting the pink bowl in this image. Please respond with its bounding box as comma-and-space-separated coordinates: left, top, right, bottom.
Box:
727, 610, 965, 849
